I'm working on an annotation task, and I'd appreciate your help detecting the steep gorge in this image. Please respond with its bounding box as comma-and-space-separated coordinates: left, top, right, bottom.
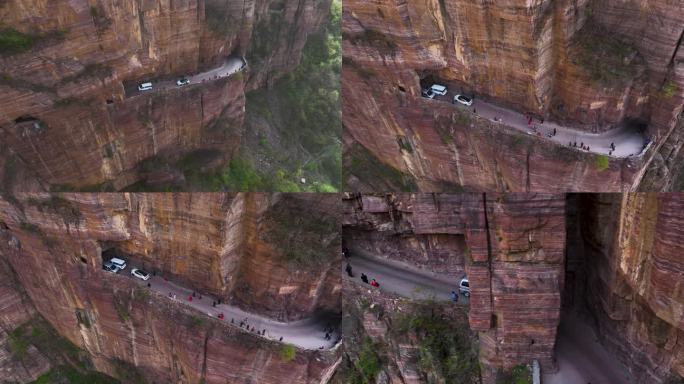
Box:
340, 193, 683, 383
0, 193, 341, 383
343, 0, 684, 192
0, 0, 331, 191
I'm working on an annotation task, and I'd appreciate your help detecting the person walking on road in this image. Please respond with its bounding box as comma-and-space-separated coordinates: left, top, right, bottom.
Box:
451, 291, 459, 303
361, 273, 369, 284
370, 279, 380, 287
345, 263, 353, 277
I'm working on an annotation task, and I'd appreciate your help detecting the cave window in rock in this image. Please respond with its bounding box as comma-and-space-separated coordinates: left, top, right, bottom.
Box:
80, 256, 87, 264
0, 221, 8, 230
377, 8, 385, 19
14, 115, 38, 124
14, 115, 46, 135
106, 99, 113, 104
398, 85, 406, 93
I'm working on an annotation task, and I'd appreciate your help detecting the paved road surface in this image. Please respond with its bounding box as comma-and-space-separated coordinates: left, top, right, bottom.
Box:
124, 56, 246, 98
345, 248, 469, 304
543, 311, 633, 384
120, 265, 339, 351
429, 92, 647, 158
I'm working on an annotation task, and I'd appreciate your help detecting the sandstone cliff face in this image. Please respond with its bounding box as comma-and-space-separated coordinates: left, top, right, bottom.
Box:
0, 0, 331, 190
343, 0, 684, 191
571, 193, 684, 382
0, 193, 340, 383
342, 193, 566, 380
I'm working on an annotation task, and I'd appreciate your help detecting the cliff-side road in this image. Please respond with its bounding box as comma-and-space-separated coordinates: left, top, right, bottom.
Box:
124, 56, 246, 97
428, 93, 646, 158
344, 249, 469, 304
120, 266, 340, 351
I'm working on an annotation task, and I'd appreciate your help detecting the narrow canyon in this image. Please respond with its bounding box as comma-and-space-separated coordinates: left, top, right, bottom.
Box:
338, 193, 683, 383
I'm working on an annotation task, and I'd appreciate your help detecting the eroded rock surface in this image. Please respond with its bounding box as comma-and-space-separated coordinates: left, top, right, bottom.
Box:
343, 0, 684, 191
0, 193, 341, 383
0, 0, 331, 190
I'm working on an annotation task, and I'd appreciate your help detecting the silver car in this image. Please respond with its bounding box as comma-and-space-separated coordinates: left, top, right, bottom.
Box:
459, 278, 470, 296
103, 261, 119, 273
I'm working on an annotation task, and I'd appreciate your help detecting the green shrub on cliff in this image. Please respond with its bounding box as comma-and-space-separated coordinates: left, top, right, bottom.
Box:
280, 344, 296, 361
496, 364, 532, 384
0, 27, 35, 54
393, 303, 480, 383
662, 82, 678, 98
595, 154, 610, 171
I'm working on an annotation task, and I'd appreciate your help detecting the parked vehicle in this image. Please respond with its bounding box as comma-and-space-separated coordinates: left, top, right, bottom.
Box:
430, 84, 448, 96
131, 268, 150, 281
137, 82, 153, 91
176, 78, 190, 86
421, 89, 436, 99
454, 94, 473, 106
102, 261, 119, 273
109, 257, 127, 270
459, 278, 470, 296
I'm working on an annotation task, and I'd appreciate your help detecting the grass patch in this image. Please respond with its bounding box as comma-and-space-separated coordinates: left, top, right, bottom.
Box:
349, 337, 382, 383
595, 154, 610, 171
662, 81, 677, 98
280, 344, 296, 361
496, 364, 531, 384
0, 27, 35, 54
8, 328, 29, 359
393, 303, 480, 383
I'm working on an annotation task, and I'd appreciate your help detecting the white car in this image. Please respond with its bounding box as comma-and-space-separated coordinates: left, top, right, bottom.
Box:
137, 82, 152, 91
109, 257, 126, 270
430, 84, 447, 96
131, 268, 150, 281
454, 94, 473, 106
459, 278, 470, 296
176, 78, 190, 86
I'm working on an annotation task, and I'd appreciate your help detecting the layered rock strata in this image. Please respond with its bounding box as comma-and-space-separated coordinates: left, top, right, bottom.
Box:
343, 0, 684, 191
342, 193, 566, 381
0, 192, 341, 383
0, 0, 331, 190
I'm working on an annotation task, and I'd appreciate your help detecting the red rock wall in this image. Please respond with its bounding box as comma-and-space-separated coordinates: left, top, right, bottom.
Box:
343, 193, 567, 380
342, 0, 684, 191
0, 0, 331, 190
0, 193, 340, 383
575, 193, 684, 382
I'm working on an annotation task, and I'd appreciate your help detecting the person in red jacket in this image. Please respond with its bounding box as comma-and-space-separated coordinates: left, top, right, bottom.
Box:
370, 279, 379, 287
